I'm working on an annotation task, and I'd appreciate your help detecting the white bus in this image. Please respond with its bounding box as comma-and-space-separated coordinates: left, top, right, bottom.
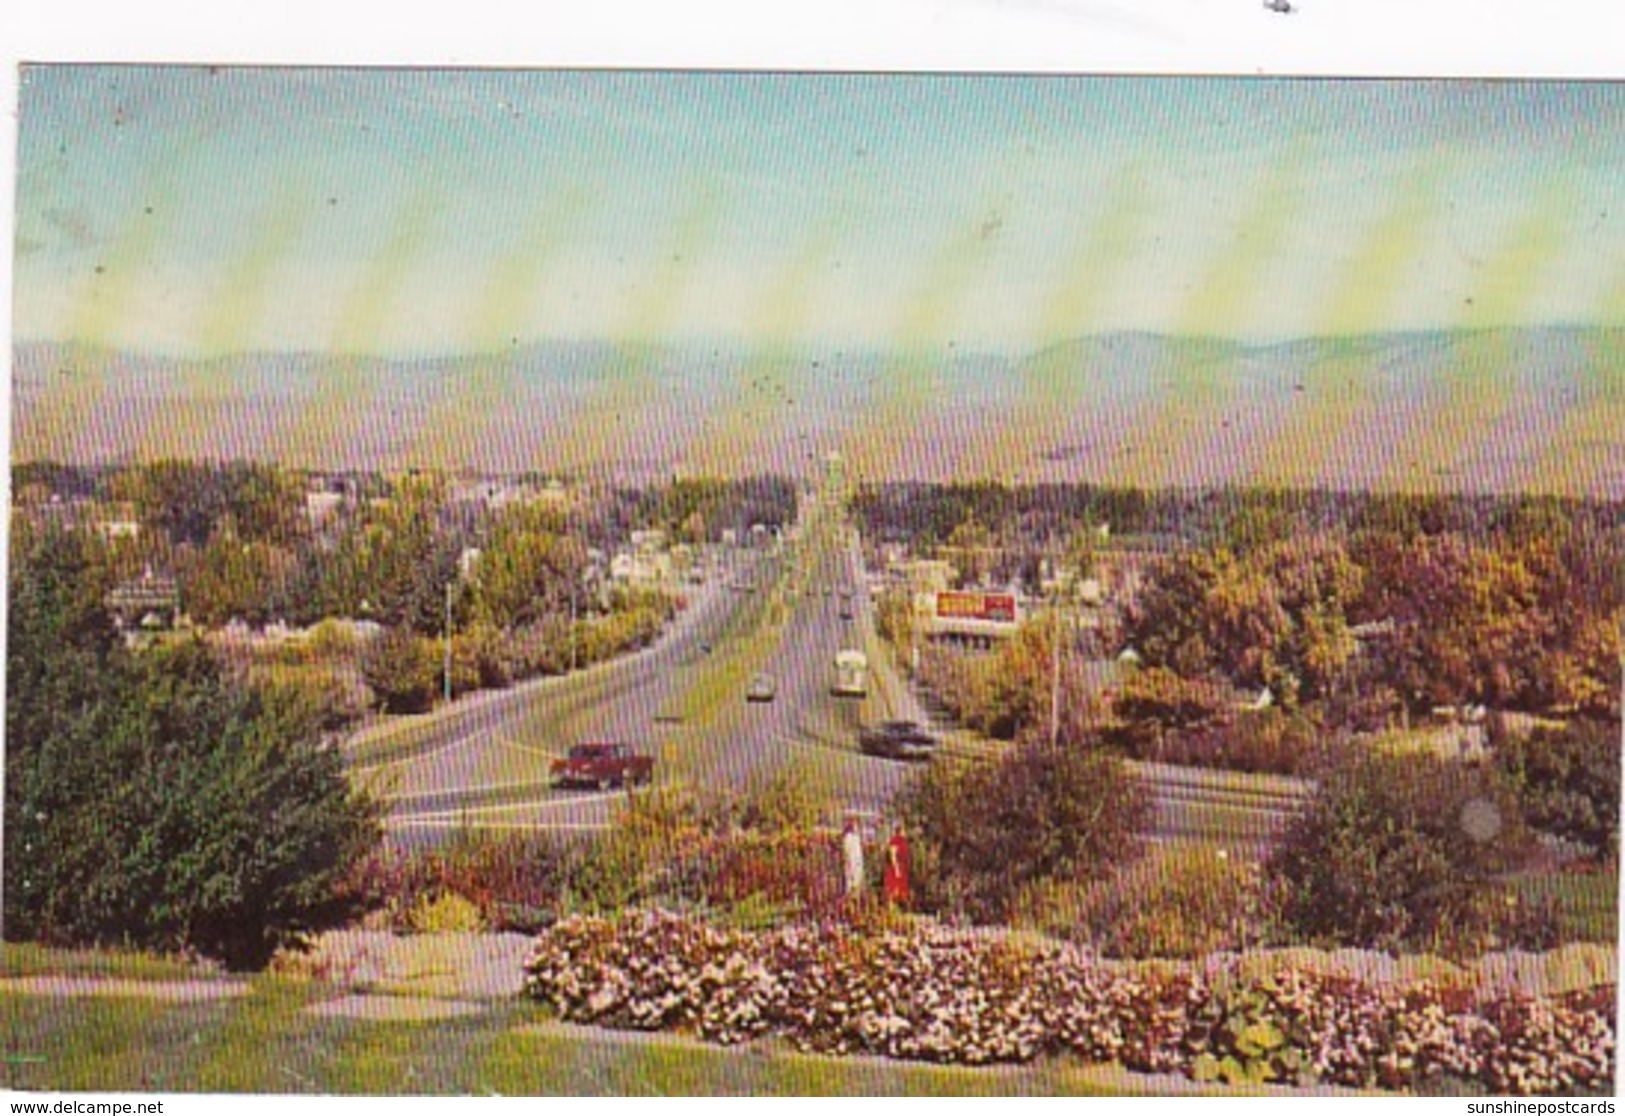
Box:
832, 649, 869, 698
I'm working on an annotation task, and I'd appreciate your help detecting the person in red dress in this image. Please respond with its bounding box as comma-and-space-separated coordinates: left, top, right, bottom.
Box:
882, 822, 911, 908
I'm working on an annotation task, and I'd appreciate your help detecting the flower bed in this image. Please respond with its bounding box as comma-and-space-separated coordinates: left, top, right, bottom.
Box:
522, 910, 1616, 1094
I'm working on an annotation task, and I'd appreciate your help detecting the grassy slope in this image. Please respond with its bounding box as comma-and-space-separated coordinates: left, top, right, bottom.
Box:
1, 951, 1135, 1096
1511, 870, 1620, 944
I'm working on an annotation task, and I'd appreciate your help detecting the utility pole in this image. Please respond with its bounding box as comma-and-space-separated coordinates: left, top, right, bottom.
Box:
1050, 555, 1062, 749
569, 481, 582, 674
444, 580, 453, 705
911, 591, 922, 677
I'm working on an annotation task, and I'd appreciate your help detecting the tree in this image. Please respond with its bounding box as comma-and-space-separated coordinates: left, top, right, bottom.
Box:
1366, 534, 1544, 711
1128, 536, 1362, 707
1062, 524, 1100, 588
360, 625, 442, 713
895, 736, 1149, 923
976, 617, 1058, 739
217, 461, 304, 545
5, 555, 379, 968
943, 517, 994, 589
472, 514, 587, 631
1125, 549, 1232, 680
308, 476, 464, 634
5, 520, 117, 755
872, 588, 920, 669
1109, 665, 1230, 754
121, 459, 228, 547
1268, 751, 1530, 951
917, 618, 1059, 740
1494, 720, 1621, 861
181, 531, 297, 627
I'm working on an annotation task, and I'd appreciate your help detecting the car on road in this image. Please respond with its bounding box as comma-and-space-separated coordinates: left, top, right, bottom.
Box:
746, 673, 778, 702
550, 743, 655, 790
858, 720, 939, 762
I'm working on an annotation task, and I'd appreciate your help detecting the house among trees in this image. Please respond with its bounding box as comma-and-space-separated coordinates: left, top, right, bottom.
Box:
106, 565, 180, 634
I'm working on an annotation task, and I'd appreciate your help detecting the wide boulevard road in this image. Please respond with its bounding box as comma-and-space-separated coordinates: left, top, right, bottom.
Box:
345, 494, 1308, 851
346, 496, 923, 845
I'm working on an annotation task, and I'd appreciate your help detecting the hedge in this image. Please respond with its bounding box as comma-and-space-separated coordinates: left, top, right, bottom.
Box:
523, 910, 1615, 1095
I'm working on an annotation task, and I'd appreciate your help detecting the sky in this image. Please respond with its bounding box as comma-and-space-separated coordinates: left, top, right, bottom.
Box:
12, 67, 1625, 357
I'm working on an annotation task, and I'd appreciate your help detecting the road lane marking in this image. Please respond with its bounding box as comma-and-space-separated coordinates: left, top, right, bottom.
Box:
382, 779, 622, 806
345, 578, 746, 759
391, 791, 623, 821
492, 732, 562, 761
348, 730, 479, 779
388, 818, 613, 832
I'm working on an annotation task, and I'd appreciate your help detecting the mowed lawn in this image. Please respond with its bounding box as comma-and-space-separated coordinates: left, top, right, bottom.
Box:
1, 946, 1137, 1096
1511, 868, 1619, 944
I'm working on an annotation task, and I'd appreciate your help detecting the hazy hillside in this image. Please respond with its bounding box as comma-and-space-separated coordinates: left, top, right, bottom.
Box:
12, 328, 1624, 495
980, 327, 1625, 496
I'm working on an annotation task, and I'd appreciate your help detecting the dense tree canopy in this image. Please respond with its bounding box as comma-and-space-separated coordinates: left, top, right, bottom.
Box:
5, 525, 380, 967
472, 509, 588, 631
1268, 751, 1532, 951
896, 736, 1149, 923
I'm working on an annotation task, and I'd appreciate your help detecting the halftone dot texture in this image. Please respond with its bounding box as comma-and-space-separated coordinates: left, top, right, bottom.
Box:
15, 70, 1623, 494
11, 73, 1625, 841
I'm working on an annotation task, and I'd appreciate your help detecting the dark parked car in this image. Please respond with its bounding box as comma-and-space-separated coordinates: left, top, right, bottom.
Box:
858, 720, 939, 761
550, 743, 655, 789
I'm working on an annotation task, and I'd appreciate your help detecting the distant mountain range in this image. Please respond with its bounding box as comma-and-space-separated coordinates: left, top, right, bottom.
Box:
11, 327, 1624, 496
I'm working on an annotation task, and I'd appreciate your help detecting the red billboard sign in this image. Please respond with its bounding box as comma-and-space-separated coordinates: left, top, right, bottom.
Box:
935, 591, 1017, 623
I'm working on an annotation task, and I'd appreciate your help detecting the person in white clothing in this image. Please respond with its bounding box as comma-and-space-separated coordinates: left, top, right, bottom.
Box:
841, 817, 865, 899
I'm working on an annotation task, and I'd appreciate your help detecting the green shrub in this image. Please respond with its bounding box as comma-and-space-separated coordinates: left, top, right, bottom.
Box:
359, 625, 440, 713
1217, 710, 1332, 776
461, 621, 515, 689
1107, 672, 1335, 777
1108, 665, 1231, 751
710, 891, 799, 932
917, 646, 983, 727
666, 831, 844, 923
554, 787, 735, 914
1494, 719, 1621, 861
731, 760, 834, 834
305, 618, 360, 661
1506, 866, 1619, 945
1022, 846, 1276, 958
896, 736, 1149, 923
505, 617, 571, 679
406, 890, 486, 933
347, 831, 579, 933
1128, 713, 1335, 777
5, 637, 381, 969
1267, 750, 1533, 954
245, 662, 369, 732
348, 780, 850, 931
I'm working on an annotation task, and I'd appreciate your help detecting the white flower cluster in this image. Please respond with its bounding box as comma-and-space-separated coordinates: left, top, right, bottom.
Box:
521, 910, 1615, 1093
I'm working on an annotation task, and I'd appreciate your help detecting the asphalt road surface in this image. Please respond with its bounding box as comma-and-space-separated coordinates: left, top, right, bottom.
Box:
349, 501, 924, 845
347, 498, 1309, 850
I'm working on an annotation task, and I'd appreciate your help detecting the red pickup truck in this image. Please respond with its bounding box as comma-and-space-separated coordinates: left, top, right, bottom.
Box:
550, 743, 655, 790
